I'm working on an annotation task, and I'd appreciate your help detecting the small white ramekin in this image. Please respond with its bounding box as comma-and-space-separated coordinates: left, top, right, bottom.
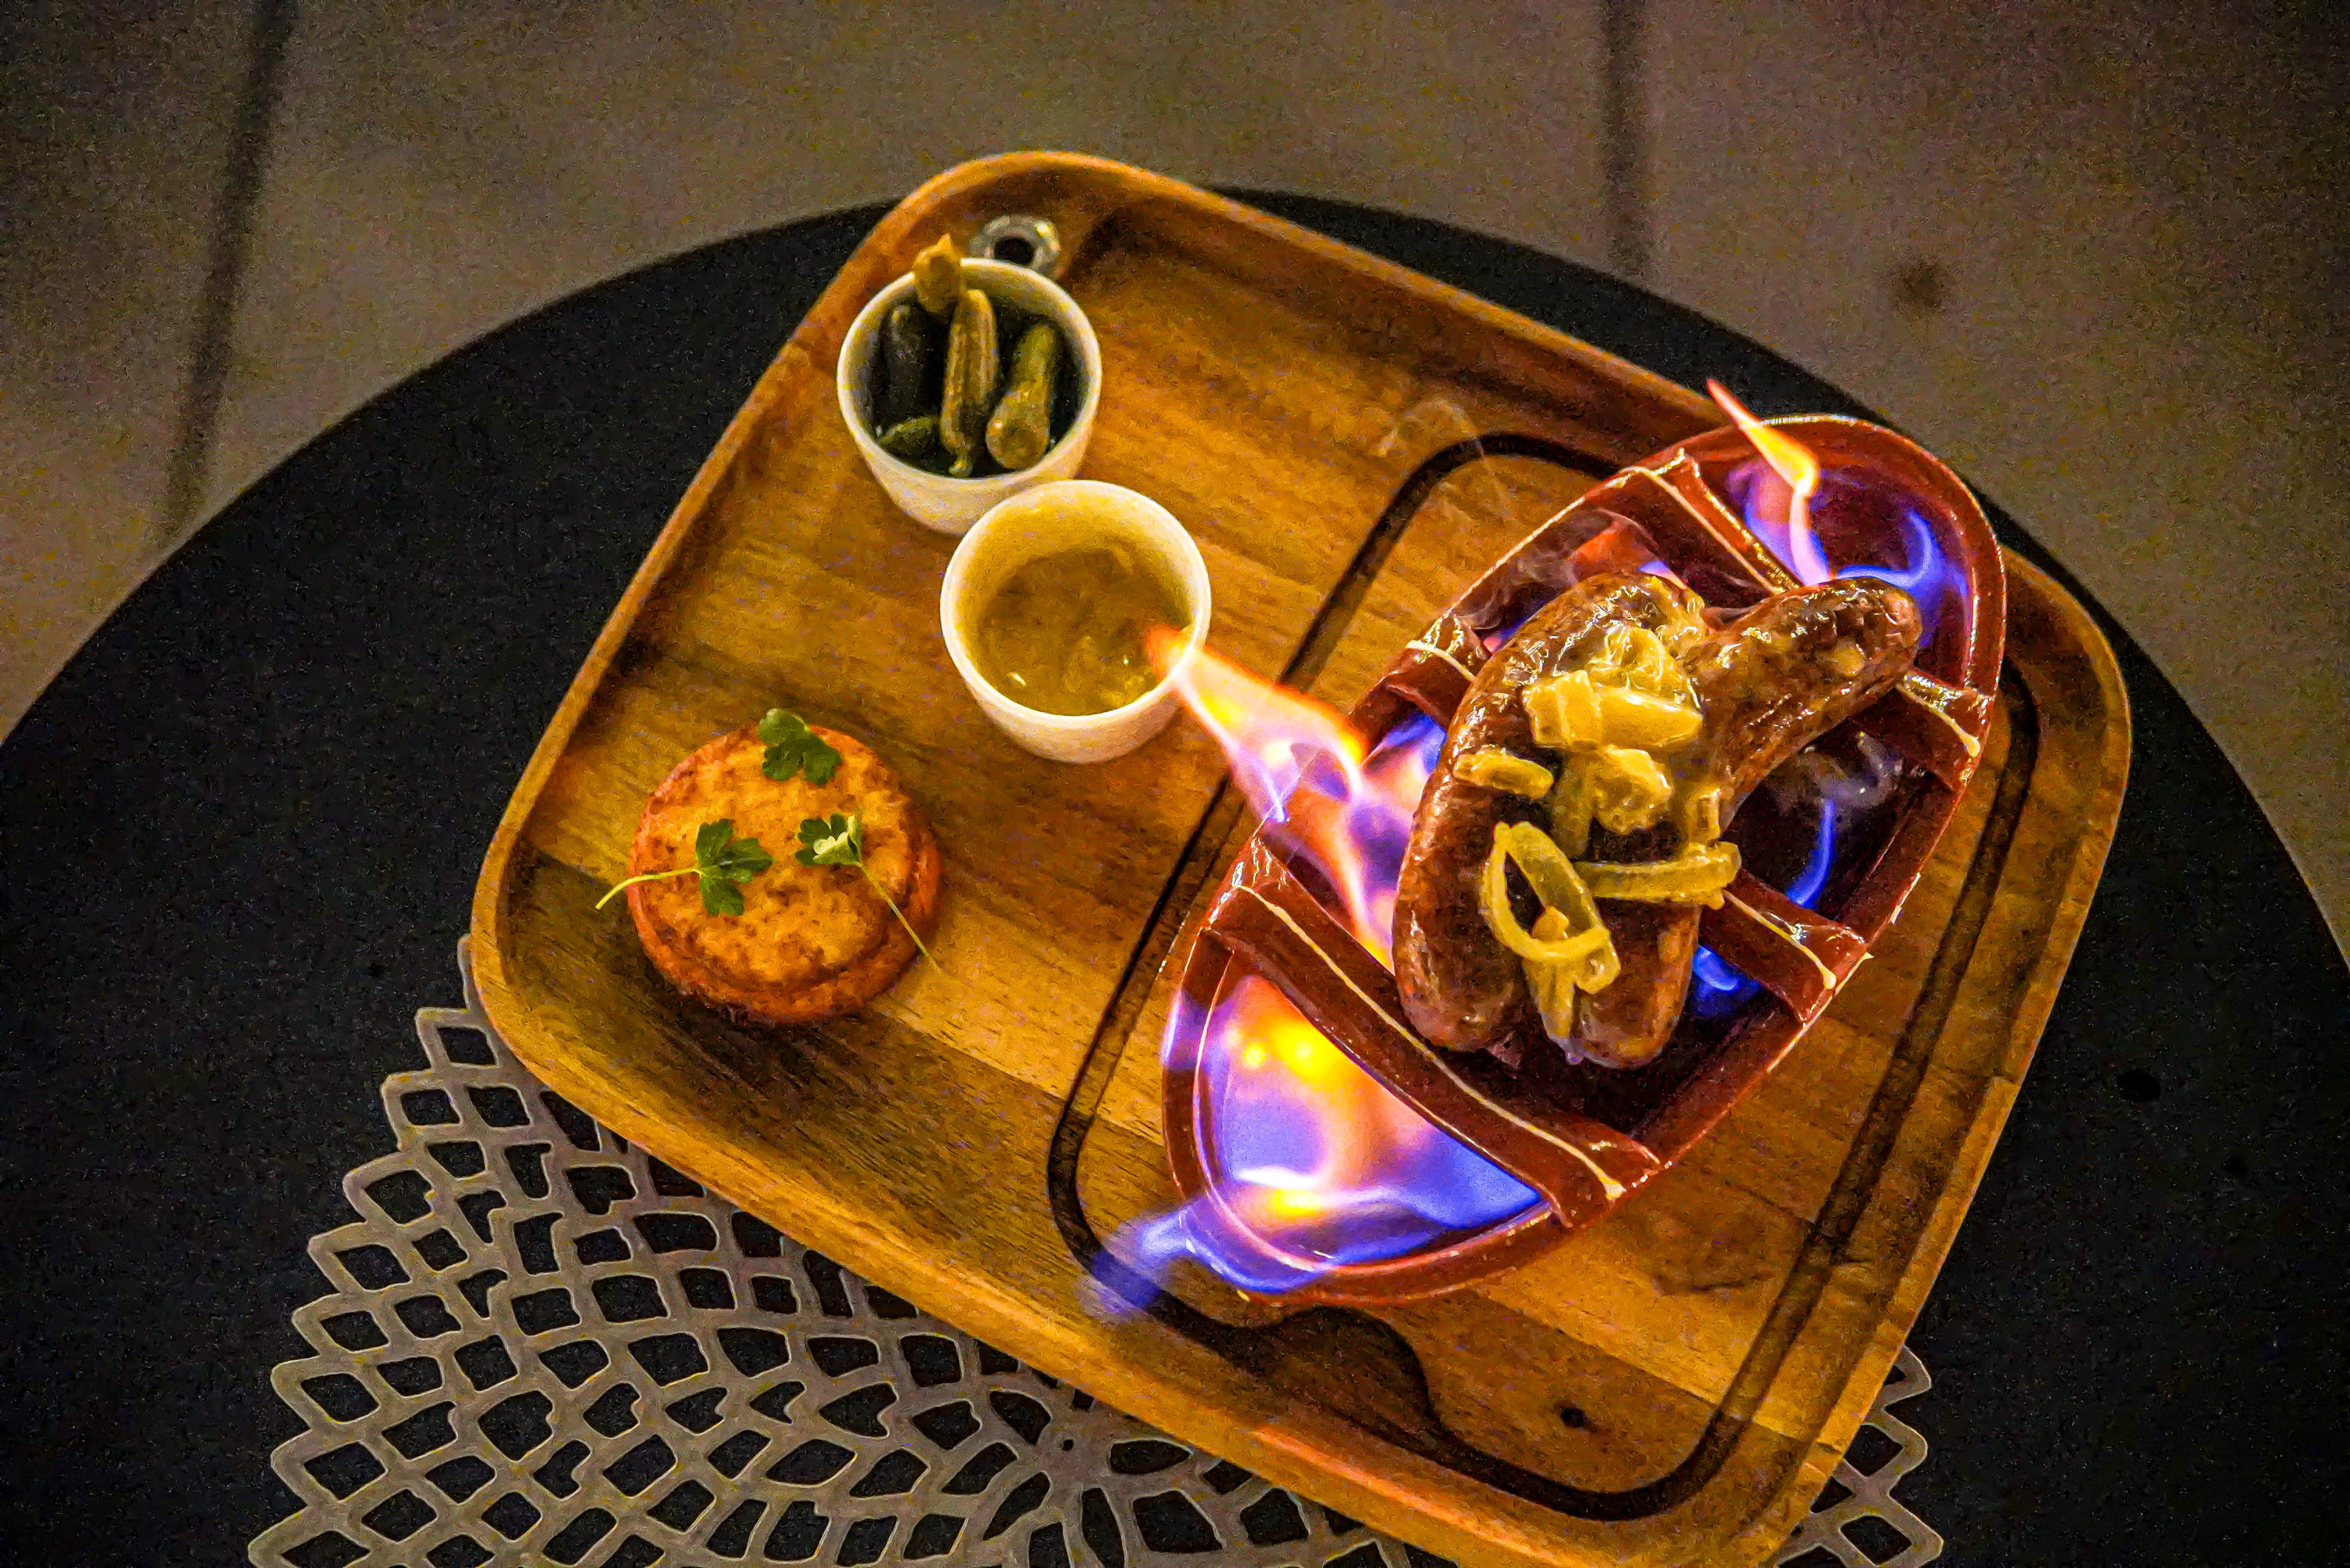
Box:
941, 481, 1212, 764
836, 258, 1102, 535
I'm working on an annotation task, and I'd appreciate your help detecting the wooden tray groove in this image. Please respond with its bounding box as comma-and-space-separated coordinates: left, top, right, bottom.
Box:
472, 154, 2128, 1567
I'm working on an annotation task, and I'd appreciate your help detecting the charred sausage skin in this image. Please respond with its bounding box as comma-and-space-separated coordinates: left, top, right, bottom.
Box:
1394, 573, 1922, 1066
1573, 576, 1924, 1065
1394, 573, 1706, 1052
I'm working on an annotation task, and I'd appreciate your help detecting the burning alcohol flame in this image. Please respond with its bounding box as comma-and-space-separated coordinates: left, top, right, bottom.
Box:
1708, 382, 1954, 647
1115, 394, 1958, 1292
1690, 735, 1905, 1016
1144, 627, 1415, 962
1127, 972, 1538, 1294
1110, 637, 1537, 1299
1709, 379, 1830, 583
1690, 800, 1835, 1015
1684, 393, 1957, 1010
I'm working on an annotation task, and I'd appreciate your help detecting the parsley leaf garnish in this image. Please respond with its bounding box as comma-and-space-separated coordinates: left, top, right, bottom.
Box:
595, 818, 774, 917
797, 811, 942, 973
796, 811, 863, 867
759, 709, 841, 785
693, 819, 776, 913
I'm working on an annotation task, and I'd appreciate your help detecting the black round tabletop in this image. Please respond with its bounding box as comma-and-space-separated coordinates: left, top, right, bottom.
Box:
3, 195, 2343, 1567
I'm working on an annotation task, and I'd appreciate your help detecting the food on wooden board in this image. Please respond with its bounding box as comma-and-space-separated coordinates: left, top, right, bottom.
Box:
609, 713, 941, 1026
985, 320, 1065, 470
973, 542, 1189, 717
939, 287, 1001, 477
910, 232, 963, 319
1394, 572, 1921, 1068
865, 236, 1072, 478
873, 302, 939, 432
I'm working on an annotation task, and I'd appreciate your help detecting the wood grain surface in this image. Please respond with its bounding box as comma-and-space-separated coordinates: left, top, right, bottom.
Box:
472, 154, 2129, 1566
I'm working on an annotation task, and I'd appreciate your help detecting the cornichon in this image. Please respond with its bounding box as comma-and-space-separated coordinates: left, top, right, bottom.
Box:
877, 414, 942, 464
873, 302, 938, 431
912, 234, 963, 319
985, 321, 1063, 470
939, 288, 1000, 478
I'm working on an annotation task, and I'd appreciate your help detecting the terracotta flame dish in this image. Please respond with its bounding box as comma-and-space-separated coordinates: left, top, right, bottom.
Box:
1160, 415, 2006, 1304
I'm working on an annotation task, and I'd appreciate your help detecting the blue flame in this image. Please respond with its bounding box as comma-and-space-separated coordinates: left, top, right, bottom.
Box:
1107, 710, 1539, 1305
1369, 710, 1445, 792
1113, 439, 1958, 1300
1126, 981, 1539, 1294
1833, 508, 1947, 646
1690, 795, 1839, 1017
1697, 451, 1950, 1019
1835, 508, 1939, 593
1114, 969, 1539, 1304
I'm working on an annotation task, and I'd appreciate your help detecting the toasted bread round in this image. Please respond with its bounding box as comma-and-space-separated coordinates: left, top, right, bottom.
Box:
626, 724, 941, 1025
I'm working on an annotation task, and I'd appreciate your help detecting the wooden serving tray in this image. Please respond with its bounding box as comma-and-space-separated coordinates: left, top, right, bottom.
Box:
472, 154, 2130, 1566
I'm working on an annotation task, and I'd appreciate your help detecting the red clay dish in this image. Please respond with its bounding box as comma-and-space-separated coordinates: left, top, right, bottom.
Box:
1161, 416, 2007, 1305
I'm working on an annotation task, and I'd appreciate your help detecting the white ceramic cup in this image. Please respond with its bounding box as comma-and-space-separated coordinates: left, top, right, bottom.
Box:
836, 258, 1103, 536
941, 481, 1212, 764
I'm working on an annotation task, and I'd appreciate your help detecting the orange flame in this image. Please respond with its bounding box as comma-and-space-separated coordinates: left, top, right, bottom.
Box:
1207, 975, 1470, 1216
1116, 634, 1538, 1293
1708, 379, 1830, 583
1145, 627, 1401, 962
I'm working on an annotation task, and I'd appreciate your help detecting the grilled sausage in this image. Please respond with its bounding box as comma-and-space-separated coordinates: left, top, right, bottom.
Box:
1393, 573, 1707, 1051
1394, 573, 1922, 1066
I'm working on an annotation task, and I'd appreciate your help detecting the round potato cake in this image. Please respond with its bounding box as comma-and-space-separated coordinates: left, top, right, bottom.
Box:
626, 724, 940, 1025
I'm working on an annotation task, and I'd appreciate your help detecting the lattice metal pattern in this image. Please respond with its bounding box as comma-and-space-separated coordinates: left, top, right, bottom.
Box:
1772, 1348, 1943, 1568
251, 943, 1939, 1567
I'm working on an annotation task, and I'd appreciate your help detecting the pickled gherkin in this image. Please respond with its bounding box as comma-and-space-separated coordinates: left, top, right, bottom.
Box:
939, 288, 1000, 479
877, 414, 942, 463
873, 302, 938, 430
866, 233, 1074, 477
912, 233, 963, 319
985, 321, 1064, 470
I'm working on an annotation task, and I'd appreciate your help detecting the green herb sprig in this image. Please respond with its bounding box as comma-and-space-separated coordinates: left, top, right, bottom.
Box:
760, 709, 841, 784
797, 811, 941, 973
595, 819, 774, 916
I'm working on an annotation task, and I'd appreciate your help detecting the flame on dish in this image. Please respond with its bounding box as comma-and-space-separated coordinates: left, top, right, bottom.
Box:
1112, 392, 1959, 1299
1112, 641, 1537, 1295
1127, 967, 1541, 1294
1693, 392, 1952, 1005
1710, 380, 1828, 583
1143, 631, 1415, 963
1710, 381, 1958, 641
